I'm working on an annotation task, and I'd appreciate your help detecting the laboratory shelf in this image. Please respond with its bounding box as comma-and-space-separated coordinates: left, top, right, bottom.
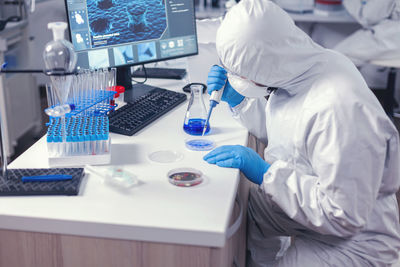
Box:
195, 6, 225, 19
0, 18, 42, 157
288, 9, 356, 23
194, 4, 357, 22
1, 20, 29, 35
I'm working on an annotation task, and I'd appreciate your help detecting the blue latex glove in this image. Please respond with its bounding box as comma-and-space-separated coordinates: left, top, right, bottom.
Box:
206, 65, 244, 107
203, 145, 270, 185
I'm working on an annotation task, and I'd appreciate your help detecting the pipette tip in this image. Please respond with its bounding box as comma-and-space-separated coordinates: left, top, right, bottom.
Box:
201, 125, 207, 136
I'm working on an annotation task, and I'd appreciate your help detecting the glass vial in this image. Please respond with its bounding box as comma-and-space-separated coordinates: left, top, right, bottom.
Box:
183, 84, 210, 135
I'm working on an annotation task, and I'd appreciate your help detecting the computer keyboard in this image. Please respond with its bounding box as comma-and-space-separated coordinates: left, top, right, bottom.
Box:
108, 87, 187, 136
131, 67, 187, 80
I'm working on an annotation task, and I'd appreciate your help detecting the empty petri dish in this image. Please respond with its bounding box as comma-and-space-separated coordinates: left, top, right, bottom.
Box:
85, 165, 139, 189
148, 150, 183, 163
167, 168, 203, 187
185, 138, 215, 151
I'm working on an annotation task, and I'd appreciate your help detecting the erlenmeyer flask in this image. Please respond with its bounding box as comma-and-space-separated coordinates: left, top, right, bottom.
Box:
43, 22, 77, 105
183, 84, 210, 135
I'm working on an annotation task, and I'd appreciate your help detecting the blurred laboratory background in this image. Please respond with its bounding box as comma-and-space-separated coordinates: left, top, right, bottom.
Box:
1, 0, 399, 162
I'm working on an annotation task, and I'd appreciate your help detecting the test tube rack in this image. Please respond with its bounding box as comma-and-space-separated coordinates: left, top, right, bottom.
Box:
46, 69, 118, 167
67, 89, 117, 117
47, 116, 111, 165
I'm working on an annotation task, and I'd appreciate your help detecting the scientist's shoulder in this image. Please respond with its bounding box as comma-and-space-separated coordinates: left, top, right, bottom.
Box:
305, 51, 390, 127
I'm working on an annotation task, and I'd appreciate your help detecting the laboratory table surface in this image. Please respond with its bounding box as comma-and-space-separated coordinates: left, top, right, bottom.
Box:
2, 77, 249, 250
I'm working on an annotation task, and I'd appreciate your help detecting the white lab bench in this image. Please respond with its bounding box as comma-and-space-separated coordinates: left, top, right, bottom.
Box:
0, 77, 256, 267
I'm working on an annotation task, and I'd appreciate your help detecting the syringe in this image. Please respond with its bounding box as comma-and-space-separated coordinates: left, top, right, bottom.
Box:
202, 78, 227, 136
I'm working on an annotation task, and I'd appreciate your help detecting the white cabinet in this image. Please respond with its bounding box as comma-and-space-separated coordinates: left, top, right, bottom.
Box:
0, 21, 42, 157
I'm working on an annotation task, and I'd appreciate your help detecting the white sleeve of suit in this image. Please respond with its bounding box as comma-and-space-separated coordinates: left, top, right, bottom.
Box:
260, 106, 393, 237
231, 97, 268, 144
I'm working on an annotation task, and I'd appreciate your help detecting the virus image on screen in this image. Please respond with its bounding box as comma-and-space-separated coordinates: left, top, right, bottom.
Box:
87, 0, 167, 48
113, 45, 134, 65
137, 42, 157, 61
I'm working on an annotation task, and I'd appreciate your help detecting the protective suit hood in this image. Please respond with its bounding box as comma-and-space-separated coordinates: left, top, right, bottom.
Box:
216, 0, 328, 93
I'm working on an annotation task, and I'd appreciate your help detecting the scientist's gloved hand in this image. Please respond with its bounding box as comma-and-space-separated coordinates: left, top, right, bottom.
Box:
207, 65, 244, 107
203, 145, 270, 185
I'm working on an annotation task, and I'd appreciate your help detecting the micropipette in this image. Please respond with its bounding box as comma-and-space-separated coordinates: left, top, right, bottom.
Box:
202, 78, 227, 136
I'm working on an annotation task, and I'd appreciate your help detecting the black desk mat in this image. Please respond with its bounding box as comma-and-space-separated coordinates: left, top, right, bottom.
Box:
0, 168, 84, 196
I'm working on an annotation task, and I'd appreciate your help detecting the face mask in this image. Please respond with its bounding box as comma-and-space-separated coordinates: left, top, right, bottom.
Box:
227, 73, 269, 98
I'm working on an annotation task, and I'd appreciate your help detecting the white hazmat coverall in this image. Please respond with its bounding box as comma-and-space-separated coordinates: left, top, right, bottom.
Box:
335, 0, 400, 65
215, 0, 400, 266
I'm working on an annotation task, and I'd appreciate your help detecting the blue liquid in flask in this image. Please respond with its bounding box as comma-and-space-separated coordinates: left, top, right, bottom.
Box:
183, 118, 210, 135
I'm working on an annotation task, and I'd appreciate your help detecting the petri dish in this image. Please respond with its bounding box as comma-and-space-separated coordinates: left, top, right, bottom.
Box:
148, 150, 183, 163
185, 138, 215, 151
167, 168, 203, 187
85, 165, 139, 189
104, 166, 139, 188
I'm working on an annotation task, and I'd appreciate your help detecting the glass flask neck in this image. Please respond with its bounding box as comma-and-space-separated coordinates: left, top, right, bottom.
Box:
188, 85, 206, 111
190, 85, 205, 103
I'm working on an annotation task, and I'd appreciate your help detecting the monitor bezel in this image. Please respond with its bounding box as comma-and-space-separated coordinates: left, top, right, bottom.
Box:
63, 0, 199, 70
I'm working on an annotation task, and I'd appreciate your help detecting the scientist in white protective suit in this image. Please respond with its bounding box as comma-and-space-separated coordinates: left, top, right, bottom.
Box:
203, 0, 400, 266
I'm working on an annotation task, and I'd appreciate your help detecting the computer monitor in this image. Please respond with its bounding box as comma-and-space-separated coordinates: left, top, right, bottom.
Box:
64, 0, 198, 91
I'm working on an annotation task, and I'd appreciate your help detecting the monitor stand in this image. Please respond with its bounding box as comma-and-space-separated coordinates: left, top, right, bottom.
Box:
116, 65, 160, 103
116, 65, 134, 90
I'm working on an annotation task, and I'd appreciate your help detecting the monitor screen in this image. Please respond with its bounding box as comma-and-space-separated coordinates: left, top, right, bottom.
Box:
64, 0, 198, 70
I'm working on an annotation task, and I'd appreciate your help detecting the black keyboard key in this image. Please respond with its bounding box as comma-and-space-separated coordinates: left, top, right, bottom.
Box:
108, 87, 187, 136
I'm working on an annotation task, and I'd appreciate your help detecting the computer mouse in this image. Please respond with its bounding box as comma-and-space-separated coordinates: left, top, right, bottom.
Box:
182, 83, 207, 93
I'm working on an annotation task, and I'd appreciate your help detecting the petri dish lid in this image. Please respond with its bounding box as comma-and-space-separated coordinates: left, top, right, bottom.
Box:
185, 138, 215, 151
148, 150, 183, 163
167, 168, 203, 187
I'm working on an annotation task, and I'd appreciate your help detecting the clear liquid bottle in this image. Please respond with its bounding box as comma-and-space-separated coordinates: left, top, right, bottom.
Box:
183, 84, 210, 135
